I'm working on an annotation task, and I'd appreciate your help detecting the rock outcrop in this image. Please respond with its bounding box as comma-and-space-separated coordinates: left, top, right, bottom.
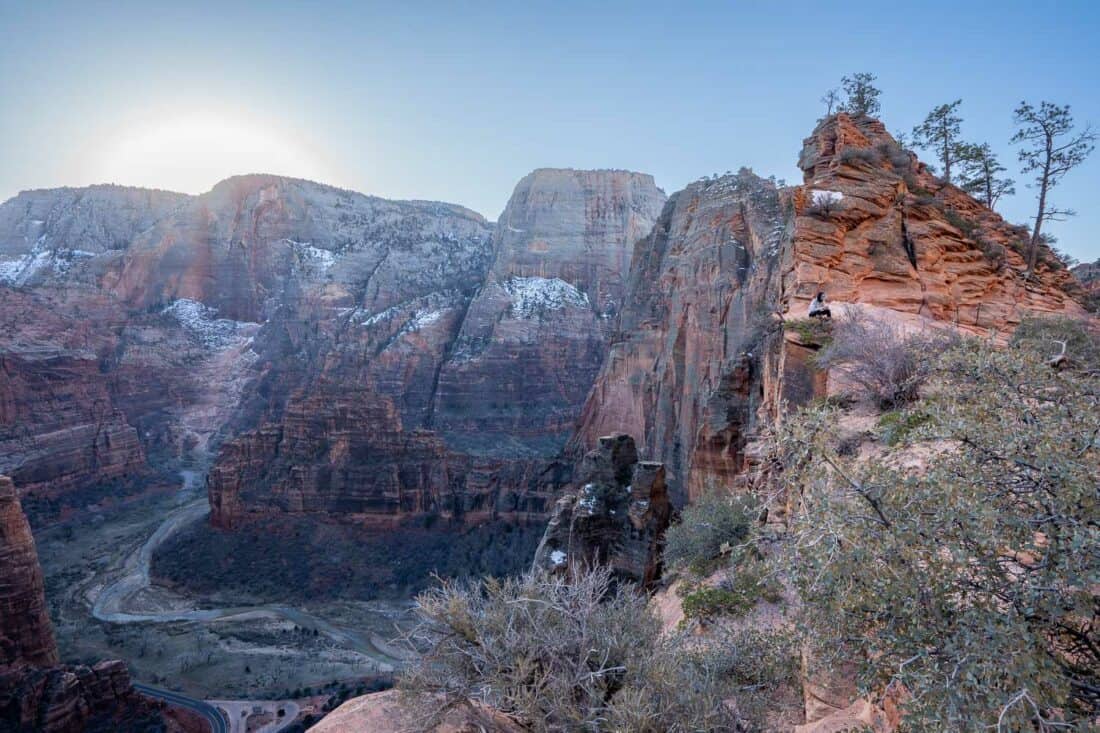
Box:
310, 689, 524, 733
0, 475, 164, 732
0, 476, 57, 668
573, 169, 789, 503
575, 116, 1088, 505
532, 434, 672, 590
784, 113, 1086, 333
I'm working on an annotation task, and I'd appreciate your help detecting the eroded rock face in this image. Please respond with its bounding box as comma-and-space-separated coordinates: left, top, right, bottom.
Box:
0, 185, 188, 287
0, 659, 164, 733
573, 170, 789, 503
785, 113, 1086, 331
433, 169, 665, 459
0, 476, 57, 668
209, 170, 662, 529
576, 118, 1089, 506
532, 434, 672, 590
0, 475, 163, 732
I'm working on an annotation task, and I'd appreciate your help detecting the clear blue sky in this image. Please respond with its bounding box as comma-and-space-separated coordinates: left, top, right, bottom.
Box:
2, 0, 1097, 262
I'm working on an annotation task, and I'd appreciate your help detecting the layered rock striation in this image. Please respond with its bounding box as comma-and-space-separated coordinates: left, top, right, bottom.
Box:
575, 115, 1088, 505
208, 170, 663, 529
0, 476, 57, 668
0, 475, 164, 732
573, 169, 789, 503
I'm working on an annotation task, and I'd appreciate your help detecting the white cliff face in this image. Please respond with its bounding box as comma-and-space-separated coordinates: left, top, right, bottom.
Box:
431, 169, 666, 459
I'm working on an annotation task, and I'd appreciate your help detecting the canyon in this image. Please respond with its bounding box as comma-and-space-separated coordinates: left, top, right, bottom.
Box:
0, 112, 1093, 730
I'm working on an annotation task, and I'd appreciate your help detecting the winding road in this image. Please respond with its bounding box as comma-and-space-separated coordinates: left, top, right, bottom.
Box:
87, 469, 403, 658
134, 683, 228, 733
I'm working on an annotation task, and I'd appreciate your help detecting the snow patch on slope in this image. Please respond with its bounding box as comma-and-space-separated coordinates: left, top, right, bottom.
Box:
503, 276, 589, 318
284, 239, 336, 272
810, 189, 844, 206
163, 299, 255, 349
0, 239, 97, 285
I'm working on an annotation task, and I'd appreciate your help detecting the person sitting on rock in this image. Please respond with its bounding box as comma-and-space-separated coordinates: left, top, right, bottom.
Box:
808, 291, 831, 320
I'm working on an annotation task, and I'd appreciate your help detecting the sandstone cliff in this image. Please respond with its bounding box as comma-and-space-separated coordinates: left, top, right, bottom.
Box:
575, 115, 1087, 505
573, 169, 789, 503
0, 475, 165, 732
207, 170, 663, 529
0, 476, 57, 668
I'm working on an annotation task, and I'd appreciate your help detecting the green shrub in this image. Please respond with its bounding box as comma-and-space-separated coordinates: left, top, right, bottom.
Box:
780, 340, 1100, 727
876, 408, 932, 446
663, 492, 758, 575
838, 146, 881, 166
681, 561, 783, 622
943, 208, 979, 239
1010, 315, 1100, 373
783, 317, 833, 347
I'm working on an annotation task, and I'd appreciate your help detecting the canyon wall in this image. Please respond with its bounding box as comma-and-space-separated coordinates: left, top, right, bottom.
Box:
0, 475, 165, 731
575, 114, 1087, 504
207, 170, 664, 529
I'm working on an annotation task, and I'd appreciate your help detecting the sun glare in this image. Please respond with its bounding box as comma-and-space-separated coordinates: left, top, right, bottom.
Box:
92, 113, 333, 194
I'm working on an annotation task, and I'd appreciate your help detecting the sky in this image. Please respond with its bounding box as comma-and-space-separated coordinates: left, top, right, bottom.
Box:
1, 1, 1097, 262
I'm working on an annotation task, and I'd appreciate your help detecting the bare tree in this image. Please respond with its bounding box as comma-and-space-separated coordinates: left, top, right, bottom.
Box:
911, 100, 966, 183
815, 308, 954, 408
400, 566, 740, 732
820, 87, 840, 116
958, 142, 1015, 210
1011, 101, 1096, 278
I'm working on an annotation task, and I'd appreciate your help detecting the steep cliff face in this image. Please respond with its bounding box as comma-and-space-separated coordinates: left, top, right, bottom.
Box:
208, 170, 662, 529
0, 476, 57, 668
112, 174, 492, 322
433, 169, 665, 458
0, 475, 164, 732
576, 115, 1087, 505
0, 185, 188, 287
574, 170, 789, 503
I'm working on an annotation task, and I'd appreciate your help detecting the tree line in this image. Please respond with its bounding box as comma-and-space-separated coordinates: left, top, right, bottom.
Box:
821, 73, 1095, 277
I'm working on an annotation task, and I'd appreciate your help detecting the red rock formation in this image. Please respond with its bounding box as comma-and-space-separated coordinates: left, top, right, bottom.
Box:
573, 170, 788, 503
0, 475, 165, 732
209, 170, 663, 530
785, 113, 1086, 331
576, 117, 1088, 505
0, 476, 57, 668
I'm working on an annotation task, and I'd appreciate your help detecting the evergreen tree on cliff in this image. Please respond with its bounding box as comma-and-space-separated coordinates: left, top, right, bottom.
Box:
957, 142, 1015, 210
911, 99, 966, 183
1012, 101, 1096, 278
839, 73, 881, 117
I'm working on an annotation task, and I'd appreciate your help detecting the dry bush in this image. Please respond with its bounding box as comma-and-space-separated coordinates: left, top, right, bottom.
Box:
400, 566, 739, 732
816, 308, 952, 408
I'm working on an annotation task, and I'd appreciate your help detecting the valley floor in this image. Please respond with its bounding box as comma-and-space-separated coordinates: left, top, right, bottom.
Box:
35, 467, 409, 702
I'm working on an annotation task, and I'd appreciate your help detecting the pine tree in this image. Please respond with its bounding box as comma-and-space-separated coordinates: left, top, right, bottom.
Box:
911, 100, 965, 183
1011, 101, 1096, 278
957, 142, 1015, 210
839, 73, 881, 117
